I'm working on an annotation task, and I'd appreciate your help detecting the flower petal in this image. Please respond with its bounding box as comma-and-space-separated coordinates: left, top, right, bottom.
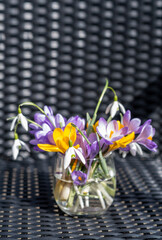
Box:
44, 106, 53, 115
107, 120, 118, 133
19, 114, 28, 131
42, 123, 51, 132
29, 123, 39, 130
110, 101, 118, 118
129, 118, 141, 133
53, 128, 64, 145
64, 123, 76, 145
135, 143, 143, 156
136, 119, 152, 134
137, 125, 152, 141
47, 131, 55, 144
37, 144, 62, 152
12, 139, 21, 160
130, 143, 137, 156
123, 110, 131, 126
119, 103, 126, 114
55, 113, 66, 128
35, 130, 47, 140
138, 139, 157, 152
74, 148, 86, 165
20, 140, 30, 152
97, 118, 107, 138
10, 116, 18, 131
64, 148, 74, 169
105, 103, 113, 115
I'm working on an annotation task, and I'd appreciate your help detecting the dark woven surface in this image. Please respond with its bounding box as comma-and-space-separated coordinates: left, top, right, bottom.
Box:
0, 0, 162, 239
0, 155, 162, 239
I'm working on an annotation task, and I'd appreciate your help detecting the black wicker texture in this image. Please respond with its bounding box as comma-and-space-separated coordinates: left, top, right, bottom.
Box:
0, 0, 161, 159
0, 155, 162, 239
0, 0, 162, 239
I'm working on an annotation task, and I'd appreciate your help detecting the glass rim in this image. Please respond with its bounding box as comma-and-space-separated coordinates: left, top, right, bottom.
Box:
57, 152, 114, 161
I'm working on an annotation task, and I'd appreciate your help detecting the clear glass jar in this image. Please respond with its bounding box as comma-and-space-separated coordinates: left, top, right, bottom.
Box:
53, 153, 116, 216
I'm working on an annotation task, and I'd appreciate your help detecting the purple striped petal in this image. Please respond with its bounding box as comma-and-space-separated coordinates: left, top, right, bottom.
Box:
34, 113, 46, 125
55, 113, 66, 128
138, 139, 157, 152
47, 131, 55, 144
30, 139, 38, 145
97, 118, 107, 138
123, 110, 131, 126
136, 119, 152, 134
129, 118, 141, 133
29, 123, 39, 130
44, 106, 53, 115
136, 125, 152, 141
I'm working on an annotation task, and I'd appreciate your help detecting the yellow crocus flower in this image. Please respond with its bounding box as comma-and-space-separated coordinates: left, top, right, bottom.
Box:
38, 123, 79, 153
108, 132, 135, 152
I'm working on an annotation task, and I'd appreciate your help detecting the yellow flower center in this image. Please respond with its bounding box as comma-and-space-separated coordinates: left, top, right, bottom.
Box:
148, 136, 152, 140
109, 130, 114, 138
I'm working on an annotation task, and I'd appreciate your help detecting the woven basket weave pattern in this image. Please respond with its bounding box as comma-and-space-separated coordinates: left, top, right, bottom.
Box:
0, 0, 162, 239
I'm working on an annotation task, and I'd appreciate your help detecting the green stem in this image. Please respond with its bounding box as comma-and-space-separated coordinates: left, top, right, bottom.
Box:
71, 123, 91, 145
27, 119, 43, 129
87, 79, 109, 136
120, 113, 123, 122
19, 102, 45, 114
108, 87, 118, 101
89, 160, 99, 179
96, 133, 109, 176
6, 116, 17, 121
107, 116, 112, 123
19, 102, 55, 128
14, 121, 20, 139
67, 186, 76, 207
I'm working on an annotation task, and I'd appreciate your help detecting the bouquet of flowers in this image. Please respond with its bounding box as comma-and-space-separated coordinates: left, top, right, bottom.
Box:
8, 80, 157, 216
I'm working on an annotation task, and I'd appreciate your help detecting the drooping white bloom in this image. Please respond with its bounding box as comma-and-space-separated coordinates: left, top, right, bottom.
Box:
64, 147, 85, 169
119, 142, 143, 158
10, 113, 28, 131
129, 142, 143, 156
12, 139, 30, 160
105, 101, 125, 118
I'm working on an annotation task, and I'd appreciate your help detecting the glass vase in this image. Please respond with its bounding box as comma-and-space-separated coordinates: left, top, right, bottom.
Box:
53, 153, 116, 216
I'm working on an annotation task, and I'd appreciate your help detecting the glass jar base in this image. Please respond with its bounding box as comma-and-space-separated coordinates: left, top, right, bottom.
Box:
57, 201, 110, 216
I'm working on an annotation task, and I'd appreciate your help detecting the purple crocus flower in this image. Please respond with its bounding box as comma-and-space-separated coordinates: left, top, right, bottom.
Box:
120, 121, 157, 156
134, 124, 157, 152
97, 118, 128, 145
122, 110, 141, 134
71, 170, 87, 185
136, 119, 152, 134
29, 106, 67, 151
66, 115, 85, 131
75, 132, 99, 160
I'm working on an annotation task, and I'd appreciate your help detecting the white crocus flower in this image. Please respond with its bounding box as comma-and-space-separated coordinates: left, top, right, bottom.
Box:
10, 113, 28, 131
105, 100, 125, 118
64, 147, 85, 169
12, 139, 30, 160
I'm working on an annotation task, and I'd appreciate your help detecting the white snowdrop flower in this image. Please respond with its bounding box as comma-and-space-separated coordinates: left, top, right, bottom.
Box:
120, 151, 128, 158
12, 139, 30, 160
105, 101, 126, 118
64, 147, 85, 169
129, 142, 143, 156
10, 113, 28, 131
119, 142, 143, 159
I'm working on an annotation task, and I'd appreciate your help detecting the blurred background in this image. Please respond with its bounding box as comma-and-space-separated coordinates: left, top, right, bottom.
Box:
0, 0, 161, 160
